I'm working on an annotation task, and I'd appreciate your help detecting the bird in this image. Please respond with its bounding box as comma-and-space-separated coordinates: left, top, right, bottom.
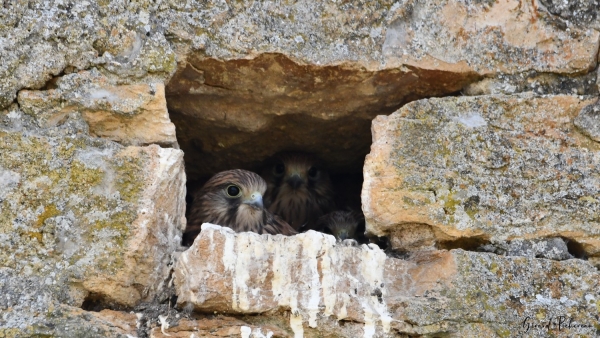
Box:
316, 210, 365, 242
183, 169, 297, 246
261, 152, 336, 231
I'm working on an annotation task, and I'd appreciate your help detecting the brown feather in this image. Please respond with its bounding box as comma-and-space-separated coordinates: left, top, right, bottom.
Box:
183, 169, 296, 245
316, 210, 364, 241
262, 152, 336, 231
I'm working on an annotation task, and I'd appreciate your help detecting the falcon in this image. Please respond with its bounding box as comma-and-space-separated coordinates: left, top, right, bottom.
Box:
261, 152, 336, 231
183, 169, 297, 245
316, 210, 365, 242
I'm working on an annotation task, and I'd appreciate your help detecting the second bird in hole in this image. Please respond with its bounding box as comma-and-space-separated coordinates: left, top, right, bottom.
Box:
261, 152, 336, 232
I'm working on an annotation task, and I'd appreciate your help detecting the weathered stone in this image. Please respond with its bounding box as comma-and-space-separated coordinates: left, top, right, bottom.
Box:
166, 0, 600, 179
2, 1, 600, 337
0, 1, 176, 109
539, 0, 600, 30
18, 69, 178, 147
2, 0, 598, 178
167, 54, 477, 179
0, 106, 186, 308
479, 237, 574, 261
463, 71, 598, 96
362, 94, 600, 258
149, 317, 290, 338
0, 307, 139, 338
0, 270, 139, 338
575, 100, 600, 142
174, 225, 600, 337
165, 0, 598, 73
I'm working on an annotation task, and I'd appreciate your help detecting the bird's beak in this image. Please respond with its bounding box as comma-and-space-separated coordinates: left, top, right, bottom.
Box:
243, 192, 264, 209
337, 232, 349, 240
287, 174, 303, 189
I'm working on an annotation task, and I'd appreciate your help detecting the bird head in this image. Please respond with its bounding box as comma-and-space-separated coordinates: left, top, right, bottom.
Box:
318, 210, 363, 241
267, 152, 327, 194
198, 169, 268, 232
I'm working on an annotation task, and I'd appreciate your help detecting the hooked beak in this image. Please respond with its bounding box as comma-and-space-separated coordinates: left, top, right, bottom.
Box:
286, 174, 304, 189
243, 192, 264, 209
336, 232, 349, 240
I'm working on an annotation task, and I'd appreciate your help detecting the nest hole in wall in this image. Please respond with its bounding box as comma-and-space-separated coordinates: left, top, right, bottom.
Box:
165, 53, 470, 247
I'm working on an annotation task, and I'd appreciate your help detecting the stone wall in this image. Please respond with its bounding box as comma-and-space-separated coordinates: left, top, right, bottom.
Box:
1, 0, 599, 337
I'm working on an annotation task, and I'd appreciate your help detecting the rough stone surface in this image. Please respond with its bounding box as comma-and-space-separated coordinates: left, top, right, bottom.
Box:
539, 0, 600, 30
463, 71, 599, 96
479, 237, 574, 261
0, 105, 186, 311
0, 266, 140, 337
362, 94, 600, 258
167, 54, 477, 179
175, 225, 600, 337
18, 69, 178, 147
164, 0, 598, 73
164, 0, 600, 179
0, 1, 177, 109
2, 0, 600, 336
3, 0, 594, 179
149, 316, 290, 338
575, 100, 600, 142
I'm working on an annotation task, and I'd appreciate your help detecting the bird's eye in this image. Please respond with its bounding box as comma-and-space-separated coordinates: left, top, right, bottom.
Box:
273, 163, 285, 176
308, 166, 319, 179
226, 185, 241, 197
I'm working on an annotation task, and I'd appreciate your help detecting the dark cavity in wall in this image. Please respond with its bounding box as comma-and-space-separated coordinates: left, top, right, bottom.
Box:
164, 52, 479, 237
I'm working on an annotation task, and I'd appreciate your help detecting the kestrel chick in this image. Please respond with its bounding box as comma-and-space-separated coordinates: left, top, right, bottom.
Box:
317, 210, 364, 241
262, 152, 336, 231
183, 169, 296, 245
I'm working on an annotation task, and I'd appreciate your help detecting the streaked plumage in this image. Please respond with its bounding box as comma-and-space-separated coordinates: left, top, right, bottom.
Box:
261, 152, 336, 231
317, 210, 364, 241
183, 169, 296, 245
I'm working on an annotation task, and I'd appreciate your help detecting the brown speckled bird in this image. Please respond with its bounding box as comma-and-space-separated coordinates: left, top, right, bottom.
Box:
316, 210, 365, 242
262, 152, 336, 231
183, 169, 297, 245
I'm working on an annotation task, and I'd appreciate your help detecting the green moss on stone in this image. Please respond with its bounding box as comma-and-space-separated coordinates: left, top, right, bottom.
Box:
34, 204, 60, 228
443, 192, 460, 215
496, 327, 511, 338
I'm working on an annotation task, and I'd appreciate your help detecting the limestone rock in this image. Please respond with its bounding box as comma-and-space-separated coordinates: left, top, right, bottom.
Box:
0, 106, 186, 308
463, 71, 599, 96
574, 100, 600, 142
539, 0, 600, 30
2, 1, 598, 178
165, 0, 598, 73
149, 317, 289, 338
362, 94, 600, 258
18, 69, 178, 147
166, 0, 600, 178
174, 225, 600, 337
479, 237, 574, 261
166, 54, 477, 178
0, 1, 176, 109
175, 225, 396, 337
0, 267, 139, 337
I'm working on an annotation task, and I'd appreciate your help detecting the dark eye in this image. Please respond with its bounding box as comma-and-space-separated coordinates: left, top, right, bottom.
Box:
308, 166, 319, 179
226, 185, 241, 197
273, 163, 285, 176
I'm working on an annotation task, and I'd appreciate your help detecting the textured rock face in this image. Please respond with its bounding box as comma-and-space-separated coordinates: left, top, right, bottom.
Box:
2, 0, 600, 337
167, 54, 476, 178
165, 0, 600, 179
2, 0, 598, 178
175, 225, 600, 337
18, 69, 178, 147
0, 1, 177, 109
362, 94, 600, 257
0, 104, 186, 330
149, 317, 289, 338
